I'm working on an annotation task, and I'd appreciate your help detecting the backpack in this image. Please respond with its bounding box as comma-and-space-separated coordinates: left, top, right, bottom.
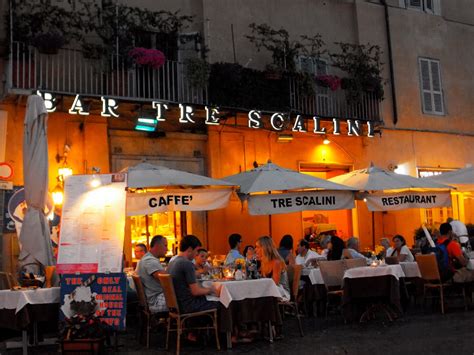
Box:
434, 239, 454, 281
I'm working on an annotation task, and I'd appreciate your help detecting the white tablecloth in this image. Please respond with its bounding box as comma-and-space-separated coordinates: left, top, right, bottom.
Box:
0, 287, 60, 313
203, 278, 282, 308
344, 265, 405, 280
399, 262, 421, 278
301, 268, 324, 285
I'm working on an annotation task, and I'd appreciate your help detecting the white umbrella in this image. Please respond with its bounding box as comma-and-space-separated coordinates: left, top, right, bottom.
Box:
425, 166, 474, 192
329, 164, 450, 191
329, 164, 452, 247
19, 95, 54, 271
223, 161, 355, 235
224, 161, 353, 194
125, 162, 234, 188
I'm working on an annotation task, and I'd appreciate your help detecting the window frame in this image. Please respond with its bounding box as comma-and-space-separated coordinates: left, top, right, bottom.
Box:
418, 57, 445, 116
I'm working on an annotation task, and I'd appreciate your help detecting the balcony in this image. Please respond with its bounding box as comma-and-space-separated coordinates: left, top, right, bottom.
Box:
7, 42, 207, 104
7, 43, 382, 123
289, 78, 382, 122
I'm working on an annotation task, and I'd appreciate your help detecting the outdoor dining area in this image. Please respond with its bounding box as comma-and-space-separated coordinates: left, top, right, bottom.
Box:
1, 96, 474, 354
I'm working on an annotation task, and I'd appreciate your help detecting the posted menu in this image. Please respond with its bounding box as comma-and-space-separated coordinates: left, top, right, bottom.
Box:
57, 174, 126, 274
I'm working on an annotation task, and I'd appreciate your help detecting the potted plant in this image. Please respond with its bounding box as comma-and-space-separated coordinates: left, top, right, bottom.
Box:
185, 57, 210, 89
128, 47, 166, 69
315, 74, 341, 91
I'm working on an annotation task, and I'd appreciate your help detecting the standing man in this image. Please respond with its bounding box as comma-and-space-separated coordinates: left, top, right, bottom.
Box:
167, 235, 220, 313
136, 235, 168, 313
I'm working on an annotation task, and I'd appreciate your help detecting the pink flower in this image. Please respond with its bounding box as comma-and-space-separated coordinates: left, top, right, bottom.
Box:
315, 74, 341, 91
128, 47, 166, 69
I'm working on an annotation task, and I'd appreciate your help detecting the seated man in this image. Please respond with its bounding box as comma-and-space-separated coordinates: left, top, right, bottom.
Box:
343, 237, 367, 259
136, 235, 168, 313
437, 223, 474, 283
295, 239, 321, 266
194, 248, 211, 277
224, 233, 244, 265
134, 243, 147, 260
167, 235, 220, 313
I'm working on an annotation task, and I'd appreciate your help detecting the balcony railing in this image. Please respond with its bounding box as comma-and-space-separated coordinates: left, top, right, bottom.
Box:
289, 77, 381, 122
8, 42, 207, 104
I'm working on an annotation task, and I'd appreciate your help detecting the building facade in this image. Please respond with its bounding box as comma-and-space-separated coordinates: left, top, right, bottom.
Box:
0, 0, 473, 270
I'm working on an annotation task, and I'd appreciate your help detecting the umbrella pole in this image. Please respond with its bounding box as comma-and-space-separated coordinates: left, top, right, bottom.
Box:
372, 211, 375, 249
145, 214, 150, 249
269, 215, 272, 237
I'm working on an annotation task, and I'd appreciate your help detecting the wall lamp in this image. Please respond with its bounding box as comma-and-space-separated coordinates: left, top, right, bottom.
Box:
277, 133, 293, 142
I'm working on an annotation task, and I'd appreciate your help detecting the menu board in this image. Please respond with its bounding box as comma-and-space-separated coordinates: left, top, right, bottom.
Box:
60, 273, 127, 331
57, 174, 126, 274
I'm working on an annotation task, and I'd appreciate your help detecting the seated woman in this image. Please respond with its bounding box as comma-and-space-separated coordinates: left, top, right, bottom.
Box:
326, 235, 345, 261
256, 236, 290, 301
386, 235, 414, 262
277, 234, 296, 265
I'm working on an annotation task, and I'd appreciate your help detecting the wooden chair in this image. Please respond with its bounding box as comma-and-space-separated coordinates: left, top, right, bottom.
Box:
385, 256, 399, 265
132, 275, 167, 348
319, 260, 346, 319
0, 272, 11, 290
416, 254, 467, 314
279, 264, 304, 337
344, 258, 367, 269
157, 274, 220, 355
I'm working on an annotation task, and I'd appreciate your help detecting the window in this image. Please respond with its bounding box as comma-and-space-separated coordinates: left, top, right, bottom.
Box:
419, 58, 445, 115
405, 0, 440, 14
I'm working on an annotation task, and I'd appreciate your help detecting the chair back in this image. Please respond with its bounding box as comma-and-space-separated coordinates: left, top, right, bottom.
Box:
132, 275, 150, 312
319, 260, 345, 290
286, 264, 303, 301
416, 254, 441, 282
342, 249, 353, 259
385, 256, 399, 265
157, 274, 180, 314
0, 272, 12, 290
344, 258, 366, 269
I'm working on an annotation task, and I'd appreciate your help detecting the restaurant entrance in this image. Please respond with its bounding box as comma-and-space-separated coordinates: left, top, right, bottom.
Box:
299, 163, 353, 240
130, 211, 186, 264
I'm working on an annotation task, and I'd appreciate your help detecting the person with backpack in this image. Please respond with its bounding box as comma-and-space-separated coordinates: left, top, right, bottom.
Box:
436, 223, 473, 283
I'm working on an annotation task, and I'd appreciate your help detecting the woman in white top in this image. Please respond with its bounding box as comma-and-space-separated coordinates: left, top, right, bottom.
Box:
386, 235, 414, 262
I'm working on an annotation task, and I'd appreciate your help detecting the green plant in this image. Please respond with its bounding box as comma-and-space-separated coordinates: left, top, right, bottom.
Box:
329, 42, 385, 103
12, 0, 92, 48
246, 23, 304, 72
185, 58, 210, 89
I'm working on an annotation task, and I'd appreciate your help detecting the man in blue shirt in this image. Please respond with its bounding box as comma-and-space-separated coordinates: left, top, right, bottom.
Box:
224, 233, 244, 265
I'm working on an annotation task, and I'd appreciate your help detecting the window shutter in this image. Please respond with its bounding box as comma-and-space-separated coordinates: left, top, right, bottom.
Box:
298, 56, 315, 74
424, 0, 434, 13
429, 61, 444, 113
432, 0, 442, 15
419, 58, 444, 115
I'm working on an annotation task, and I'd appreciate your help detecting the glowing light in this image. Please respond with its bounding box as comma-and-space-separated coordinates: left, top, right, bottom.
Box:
323, 138, 330, 145
90, 179, 101, 188
52, 185, 64, 205
58, 167, 73, 179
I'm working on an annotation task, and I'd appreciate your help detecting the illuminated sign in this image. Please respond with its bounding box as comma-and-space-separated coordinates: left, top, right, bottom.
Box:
37, 91, 376, 138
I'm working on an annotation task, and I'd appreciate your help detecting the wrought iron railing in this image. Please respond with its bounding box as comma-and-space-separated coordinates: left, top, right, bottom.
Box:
8, 42, 207, 104
289, 77, 382, 122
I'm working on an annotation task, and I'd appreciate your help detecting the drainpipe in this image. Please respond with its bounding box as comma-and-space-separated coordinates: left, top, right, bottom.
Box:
381, 0, 398, 125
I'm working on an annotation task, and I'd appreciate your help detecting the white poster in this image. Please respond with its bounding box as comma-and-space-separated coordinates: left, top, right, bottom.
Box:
126, 188, 232, 216
365, 191, 452, 211
248, 190, 354, 216
57, 173, 127, 274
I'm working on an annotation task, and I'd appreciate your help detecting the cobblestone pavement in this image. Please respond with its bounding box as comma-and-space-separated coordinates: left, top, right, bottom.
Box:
2, 307, 474, 354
